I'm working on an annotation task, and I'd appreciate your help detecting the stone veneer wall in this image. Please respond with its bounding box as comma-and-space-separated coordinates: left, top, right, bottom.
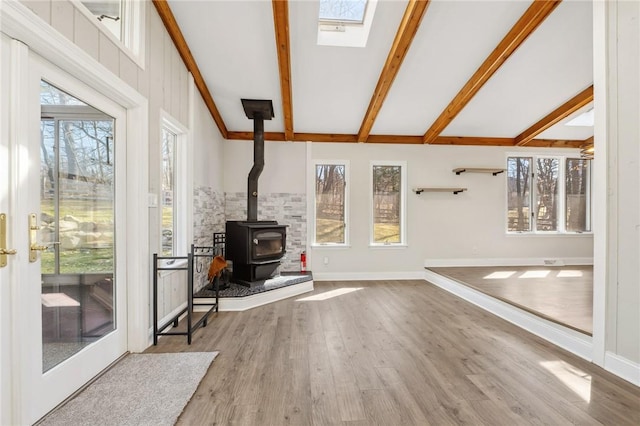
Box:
192, 186, 225, 290
225, 192, 306, 272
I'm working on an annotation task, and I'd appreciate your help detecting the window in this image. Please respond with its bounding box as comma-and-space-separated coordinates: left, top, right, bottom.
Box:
160, 113, 188, 256
507, 155, 591, 234
319, 0, 367, 24
317, 0, 378, 48
314, 162, 348, 245
371, 162, 406, 245
75, 0, 145, 66
161, 127, 176, 256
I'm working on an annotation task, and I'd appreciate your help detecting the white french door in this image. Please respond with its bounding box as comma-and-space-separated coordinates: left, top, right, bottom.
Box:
6, 42, 128, 425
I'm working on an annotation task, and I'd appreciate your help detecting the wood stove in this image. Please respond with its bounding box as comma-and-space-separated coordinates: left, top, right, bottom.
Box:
226, 221, 286, 284
225, 99, 287, 286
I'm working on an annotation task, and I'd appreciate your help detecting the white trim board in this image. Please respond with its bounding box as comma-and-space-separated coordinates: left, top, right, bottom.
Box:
424, 269, 593, 361
425, 257, 594, 268
1, 0, 150, 353
194, 281, 314, 312
604, 352, 640, 387
313, 271, 425, 281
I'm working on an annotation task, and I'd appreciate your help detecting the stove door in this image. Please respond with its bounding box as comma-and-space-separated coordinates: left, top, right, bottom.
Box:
252, 230, 284, 260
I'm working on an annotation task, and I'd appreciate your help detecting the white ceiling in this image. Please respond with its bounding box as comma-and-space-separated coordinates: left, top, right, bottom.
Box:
166, 0, 594, 144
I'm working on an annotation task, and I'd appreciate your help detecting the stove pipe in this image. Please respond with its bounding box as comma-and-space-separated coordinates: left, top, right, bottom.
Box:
241, 99, 274, 222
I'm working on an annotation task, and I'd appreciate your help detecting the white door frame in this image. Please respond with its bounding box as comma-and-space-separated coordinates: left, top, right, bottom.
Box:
1, 1, 150, 423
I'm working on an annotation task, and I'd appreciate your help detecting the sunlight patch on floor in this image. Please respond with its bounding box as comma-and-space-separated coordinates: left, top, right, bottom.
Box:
540, 360, 591, 403
41, 293, 80, 307
296, 287, 362, 301
483, 271, 517, 279
557, 270, 584, 278
519, 270, 551, 279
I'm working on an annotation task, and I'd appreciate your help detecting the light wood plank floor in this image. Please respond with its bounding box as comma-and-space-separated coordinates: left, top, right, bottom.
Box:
146, 280, 639, 425
428, 266, 593, 335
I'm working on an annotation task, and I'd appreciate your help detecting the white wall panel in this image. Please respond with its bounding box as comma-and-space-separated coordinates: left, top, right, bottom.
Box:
50, 0, 73, 42
73, 9, 99, 61
99, 33, 119, 77
119, 51, 137, 90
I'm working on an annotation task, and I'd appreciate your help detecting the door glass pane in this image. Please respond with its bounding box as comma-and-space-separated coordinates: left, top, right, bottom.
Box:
372, 165, 401, 243
535, 158, 559, 231
566, 159, 591, 232
40, 81, 115, 372
315, 164, 346, 244
507, 157, 531, 232
161, 128, 176, 256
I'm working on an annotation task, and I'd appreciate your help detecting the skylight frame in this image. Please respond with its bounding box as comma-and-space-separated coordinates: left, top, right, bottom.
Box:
318, 0, 369, 25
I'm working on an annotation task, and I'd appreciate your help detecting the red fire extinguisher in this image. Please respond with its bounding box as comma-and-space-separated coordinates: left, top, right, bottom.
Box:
300, 251, 307, 272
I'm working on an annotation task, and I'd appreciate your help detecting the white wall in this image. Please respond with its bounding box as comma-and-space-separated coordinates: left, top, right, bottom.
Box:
310, 143, 593, 276
594, 0, 640, 367
222, 140, 593, 277
223, 140, 307, 194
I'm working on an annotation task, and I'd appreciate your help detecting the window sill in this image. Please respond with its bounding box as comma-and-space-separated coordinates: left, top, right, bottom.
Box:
506, 232, 593, 237
369, 244, 408, 249
311, 244, 351, 249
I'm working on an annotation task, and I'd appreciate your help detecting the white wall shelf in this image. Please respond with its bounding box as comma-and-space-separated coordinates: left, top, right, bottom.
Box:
413, 187, 467, 195
453, 167, 505, 176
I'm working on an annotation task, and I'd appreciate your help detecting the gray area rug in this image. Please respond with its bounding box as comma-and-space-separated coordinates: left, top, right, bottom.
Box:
38, 352, 218, 426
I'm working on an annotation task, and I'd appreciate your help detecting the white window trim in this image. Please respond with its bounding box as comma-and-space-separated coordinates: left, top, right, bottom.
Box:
506, 153, 593, 236
369, 160, 407, 247
160, 110, 189, 258
70, 0, 146, 69
310, 159, 350, 247
317, 0, 378, 48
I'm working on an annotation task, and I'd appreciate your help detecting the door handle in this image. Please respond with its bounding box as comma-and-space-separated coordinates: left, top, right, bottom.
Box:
1, 213, 17, 268
29, 213, 59, 262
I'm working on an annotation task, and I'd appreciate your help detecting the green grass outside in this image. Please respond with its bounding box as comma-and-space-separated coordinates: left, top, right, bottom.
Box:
316, 218, 400, 243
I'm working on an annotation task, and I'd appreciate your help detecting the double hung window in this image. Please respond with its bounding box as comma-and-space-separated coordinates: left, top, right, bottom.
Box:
313, 161, 349, 245
371, 161, 406, 245
507, 156, 591, 234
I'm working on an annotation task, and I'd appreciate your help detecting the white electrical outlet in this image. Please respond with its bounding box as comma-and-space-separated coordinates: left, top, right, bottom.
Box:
323, 256, 329, 265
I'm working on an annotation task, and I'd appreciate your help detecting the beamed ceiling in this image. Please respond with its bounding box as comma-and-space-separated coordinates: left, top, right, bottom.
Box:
154, 0, 594, 148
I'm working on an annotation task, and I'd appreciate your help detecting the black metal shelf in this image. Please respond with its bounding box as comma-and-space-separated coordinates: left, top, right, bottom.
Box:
453, 167, 505, 176
152, 243, 222, 345
413, 187, 467, 195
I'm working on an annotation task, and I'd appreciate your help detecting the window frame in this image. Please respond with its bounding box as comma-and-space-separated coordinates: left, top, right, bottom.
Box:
506, 153, 592, 235
311, 160, 350, 247
72, 0, 146, 68
160, 111, 188, 257
369, 160, 407, 247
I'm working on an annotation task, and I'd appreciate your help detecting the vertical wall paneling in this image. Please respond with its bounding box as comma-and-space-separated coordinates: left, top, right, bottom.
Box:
50, 0, 74, 42
21, 0, 51, 24
73, 9, 99, 61
99, 33, 120, 76
119, 51, 138, 90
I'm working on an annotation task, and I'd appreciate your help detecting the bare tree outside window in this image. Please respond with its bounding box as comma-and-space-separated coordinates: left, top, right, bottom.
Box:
161, 128, 176, 256
315, 164, 346, 244
566, 159, 591, 232
372, 165, 401, 243
507, 157, 531, 232
535, 158, 559, 231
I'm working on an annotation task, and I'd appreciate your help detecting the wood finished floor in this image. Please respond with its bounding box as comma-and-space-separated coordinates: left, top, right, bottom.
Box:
146, 280, 639, 426
428, 266, 593, 335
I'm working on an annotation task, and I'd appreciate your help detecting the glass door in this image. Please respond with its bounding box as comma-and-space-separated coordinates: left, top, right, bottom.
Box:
9, 48, 128, 425
40, 81, 117, 372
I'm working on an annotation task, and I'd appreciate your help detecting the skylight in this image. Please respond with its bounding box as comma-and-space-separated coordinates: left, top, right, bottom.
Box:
319, 0, 367, 24
317, 0, 377, 48
565, 108, 594, 127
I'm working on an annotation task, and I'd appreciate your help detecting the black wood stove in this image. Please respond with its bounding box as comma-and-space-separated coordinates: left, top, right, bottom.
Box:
225, 99, 287, 286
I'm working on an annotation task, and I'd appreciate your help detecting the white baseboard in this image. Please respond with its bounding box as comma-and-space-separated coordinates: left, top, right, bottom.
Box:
424, 269, 593, 361
312, 271, 425, 281
605, 352, 640, 386
194, 280, 314, 312
424, 257, 594, 268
